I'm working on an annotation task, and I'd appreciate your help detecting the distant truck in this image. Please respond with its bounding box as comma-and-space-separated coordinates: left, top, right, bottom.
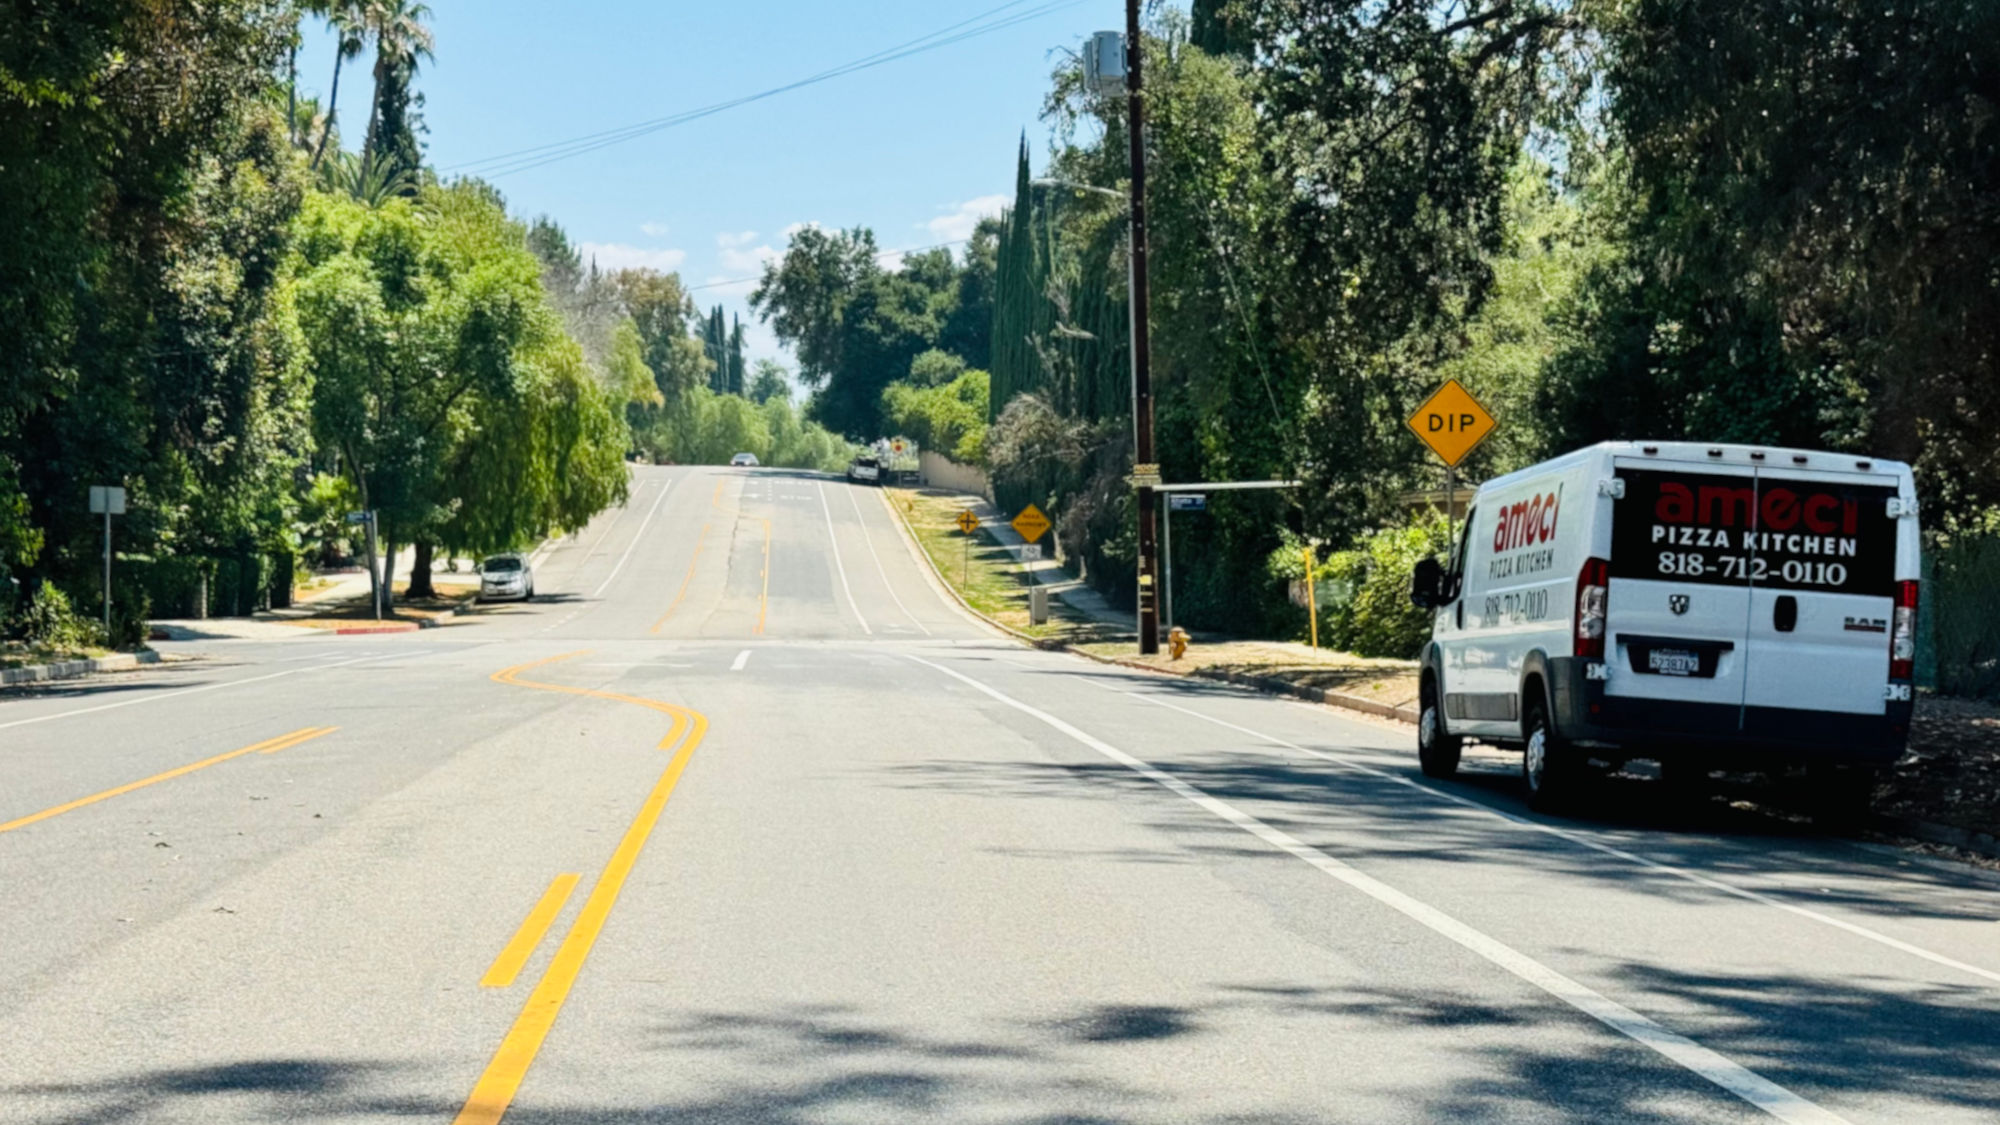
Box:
847, 454, 881, 485
1410, 440, 1920, 820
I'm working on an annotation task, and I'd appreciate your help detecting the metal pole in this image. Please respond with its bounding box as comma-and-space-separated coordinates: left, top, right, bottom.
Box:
365, 512, 381, 621
1445, 464, 1456, 554
103, 508, 112, 634
1127, 0, 1160, 655
1304, 547, 1319, 651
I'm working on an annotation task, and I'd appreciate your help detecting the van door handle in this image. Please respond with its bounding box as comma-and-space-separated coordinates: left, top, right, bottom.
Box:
1774, 594, 1798, 633
1456, 600, 1464, 629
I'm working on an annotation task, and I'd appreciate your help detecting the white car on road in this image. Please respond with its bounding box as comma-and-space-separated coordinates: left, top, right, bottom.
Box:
477, 553, 535, 602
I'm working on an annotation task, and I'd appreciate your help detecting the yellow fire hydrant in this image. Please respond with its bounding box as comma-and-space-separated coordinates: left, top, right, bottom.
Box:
1168, 626, 1190, 661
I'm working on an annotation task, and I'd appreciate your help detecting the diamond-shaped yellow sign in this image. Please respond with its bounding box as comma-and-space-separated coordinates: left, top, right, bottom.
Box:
1010, 503, 1051, 544
1406, 379, 1497, 467
955, 509, 980, 535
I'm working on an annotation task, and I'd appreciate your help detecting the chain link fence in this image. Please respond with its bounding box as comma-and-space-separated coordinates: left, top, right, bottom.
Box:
1921, 533, 2000, 701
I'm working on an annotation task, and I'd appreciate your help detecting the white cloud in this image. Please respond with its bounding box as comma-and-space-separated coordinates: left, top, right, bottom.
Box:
782, 220, 817, 238
878, 249, 907, 273
924, 195, 1009, 243
640, 221, 670, 237
716, 229, 780, 281
579, 242, 686, 273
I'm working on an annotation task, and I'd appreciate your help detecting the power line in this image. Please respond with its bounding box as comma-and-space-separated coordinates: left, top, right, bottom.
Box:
685, 238, 971, 294
448, 0, 1085, 180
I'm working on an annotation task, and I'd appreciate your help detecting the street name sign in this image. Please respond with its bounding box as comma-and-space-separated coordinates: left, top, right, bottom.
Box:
1406, 379, 1496, 467
1011, 504, 1051, 544
1168, 493, 1206, 512
955, 510, 981, 535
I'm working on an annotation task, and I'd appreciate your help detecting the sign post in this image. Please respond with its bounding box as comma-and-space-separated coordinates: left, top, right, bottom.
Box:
89, 486, 126, 633
1160, 493, 1205, 631
955, 509, 980, 585
1010, 504, 1051, 596
1303, 546, 1320, 651
1406, 379, 1497, 551
347, 510, 380, 620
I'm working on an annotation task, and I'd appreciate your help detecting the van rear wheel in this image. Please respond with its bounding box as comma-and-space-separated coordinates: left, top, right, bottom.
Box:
1418, 679, 1461, 779
1522, 699, 1580, 813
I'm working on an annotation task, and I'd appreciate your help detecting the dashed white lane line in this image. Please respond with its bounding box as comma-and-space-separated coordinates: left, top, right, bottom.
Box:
731, 650, 750, 672
1115, 683, 2000, 989
905, 652, 1851, 1125
816, 482, 871, 636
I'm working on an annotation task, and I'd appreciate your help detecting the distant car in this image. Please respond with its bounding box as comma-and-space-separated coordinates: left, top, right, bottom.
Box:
847, 455, 881, 485
730, 452, 760, 467
477, 552, 534, 602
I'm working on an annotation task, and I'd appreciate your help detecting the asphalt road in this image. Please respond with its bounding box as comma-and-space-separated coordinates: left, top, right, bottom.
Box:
2, 464, 1995, 1124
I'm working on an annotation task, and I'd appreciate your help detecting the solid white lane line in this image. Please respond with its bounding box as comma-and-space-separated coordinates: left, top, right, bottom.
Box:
816, 482, 871, 636
1117, 685, 2000, 989
731, 650, 750, 672
905, 653, 1849, 1125
846, 483, 931, 636
590, 478, 673, 599
0, 653, 393, 732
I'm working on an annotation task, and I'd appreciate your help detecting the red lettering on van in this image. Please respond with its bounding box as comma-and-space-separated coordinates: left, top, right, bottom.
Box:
1761, 488, 1800, 531
1657, 483, 1695, 523
1803, 493, 1839, 535
1697, 485, 1756, 527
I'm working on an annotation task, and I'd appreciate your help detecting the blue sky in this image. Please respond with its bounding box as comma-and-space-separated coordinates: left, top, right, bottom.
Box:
298, 0, 1116, 367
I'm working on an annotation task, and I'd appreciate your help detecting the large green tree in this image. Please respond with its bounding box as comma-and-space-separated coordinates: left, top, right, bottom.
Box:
0, 0, 310, 630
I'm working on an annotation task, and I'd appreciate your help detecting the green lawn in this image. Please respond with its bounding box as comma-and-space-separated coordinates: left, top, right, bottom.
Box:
885, 488, 1125, 645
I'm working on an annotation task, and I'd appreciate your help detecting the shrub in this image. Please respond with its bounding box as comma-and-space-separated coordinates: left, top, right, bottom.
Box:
13, 583, 103, 651
1318, 510, 1453, 659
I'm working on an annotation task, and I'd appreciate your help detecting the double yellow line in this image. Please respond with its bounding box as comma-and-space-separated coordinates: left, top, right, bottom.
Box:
456, 653, 709, 1125
0, 726, 337, 836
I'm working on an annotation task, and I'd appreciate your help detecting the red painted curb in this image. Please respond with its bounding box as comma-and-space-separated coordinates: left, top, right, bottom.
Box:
330, 622, 419, 635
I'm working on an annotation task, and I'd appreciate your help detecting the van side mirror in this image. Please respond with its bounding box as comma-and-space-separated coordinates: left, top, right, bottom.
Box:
1411, 557, 1446, 609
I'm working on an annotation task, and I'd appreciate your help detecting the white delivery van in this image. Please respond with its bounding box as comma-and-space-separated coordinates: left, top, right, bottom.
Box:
1409, 441, 1921, 816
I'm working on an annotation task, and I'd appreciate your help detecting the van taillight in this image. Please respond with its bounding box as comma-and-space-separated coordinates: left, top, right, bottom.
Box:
1890, 579, 1919, 681
1575, 557, 1610, 660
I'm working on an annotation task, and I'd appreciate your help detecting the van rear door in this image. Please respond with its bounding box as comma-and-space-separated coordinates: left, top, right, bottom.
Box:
1737, 468, 1898, 737
1607, 463, 1756, 728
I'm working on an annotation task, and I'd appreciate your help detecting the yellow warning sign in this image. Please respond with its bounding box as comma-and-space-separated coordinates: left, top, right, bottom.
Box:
955, 510, 980, 535
1406, 379, 1497, 467
1010, 504, 1051, 544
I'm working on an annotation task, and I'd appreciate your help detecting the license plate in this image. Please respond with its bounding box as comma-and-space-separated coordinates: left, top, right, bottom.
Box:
1647, 649, 1701, 676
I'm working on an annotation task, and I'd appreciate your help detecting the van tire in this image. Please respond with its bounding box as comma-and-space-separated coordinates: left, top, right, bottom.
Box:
1521, 698, 1580, 813
1418, 678, 1461, 778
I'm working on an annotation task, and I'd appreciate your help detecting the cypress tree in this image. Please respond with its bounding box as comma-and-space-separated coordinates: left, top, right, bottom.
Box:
727, 315, 746, 396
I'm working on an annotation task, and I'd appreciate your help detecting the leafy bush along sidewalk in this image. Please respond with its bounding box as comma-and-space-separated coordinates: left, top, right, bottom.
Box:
887, 488, 1122, 645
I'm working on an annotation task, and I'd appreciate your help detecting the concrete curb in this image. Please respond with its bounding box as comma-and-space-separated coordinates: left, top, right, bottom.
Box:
1, 649, 160, 686
882, 489, 1419, 720
1872, 814, 2000, 861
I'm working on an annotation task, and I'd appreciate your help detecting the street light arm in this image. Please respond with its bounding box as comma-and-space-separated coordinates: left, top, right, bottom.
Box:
1030, 178, 1127, 203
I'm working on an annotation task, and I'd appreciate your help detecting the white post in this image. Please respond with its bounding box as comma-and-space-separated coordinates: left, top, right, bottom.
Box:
102, 507, 112, 633
1162, 497, 1173, 631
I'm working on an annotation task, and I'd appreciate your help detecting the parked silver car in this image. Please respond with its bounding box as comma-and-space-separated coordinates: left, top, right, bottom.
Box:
478, 553, 534, 602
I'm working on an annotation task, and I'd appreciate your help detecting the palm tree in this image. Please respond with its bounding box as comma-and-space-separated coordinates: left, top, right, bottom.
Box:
360, 0, 435, 178
310, 1, 369, 170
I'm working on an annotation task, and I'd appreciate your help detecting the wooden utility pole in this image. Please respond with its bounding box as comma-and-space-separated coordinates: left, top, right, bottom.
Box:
1127, 0, 1160, 654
